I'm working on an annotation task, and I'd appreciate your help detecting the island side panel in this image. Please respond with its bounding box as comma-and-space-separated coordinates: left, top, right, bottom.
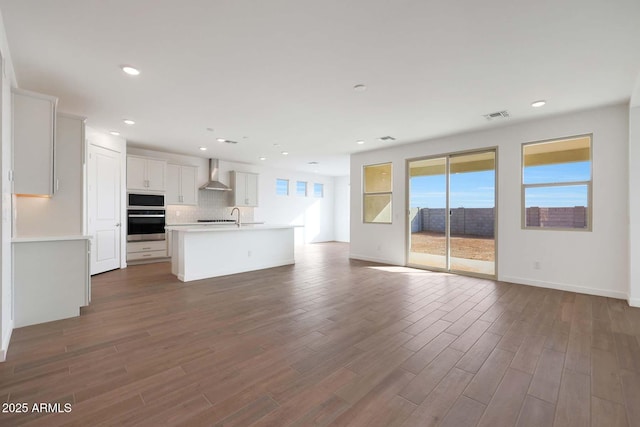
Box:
181, 227, 294, 282
170, 230, 186, 280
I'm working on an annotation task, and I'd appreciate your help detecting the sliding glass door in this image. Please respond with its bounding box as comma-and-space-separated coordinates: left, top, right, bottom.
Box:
408, 150, 496, 277
407, 157, 447, 269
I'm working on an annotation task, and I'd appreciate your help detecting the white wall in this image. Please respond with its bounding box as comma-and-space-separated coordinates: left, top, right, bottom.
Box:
333, 175, 350, 242
629, 105, 640, 306
0, 8, 17, 361
87, 128, 127, 268
127, 147, 337, 244
243, 164, 334, 244
351, 104, 630, 300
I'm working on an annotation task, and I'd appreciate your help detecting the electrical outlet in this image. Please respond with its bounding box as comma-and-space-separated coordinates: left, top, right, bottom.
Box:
248, 250, 252, 257
534, 261, 541, 270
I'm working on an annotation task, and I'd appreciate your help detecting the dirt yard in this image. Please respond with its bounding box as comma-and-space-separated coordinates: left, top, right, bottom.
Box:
410, 231, 495, 261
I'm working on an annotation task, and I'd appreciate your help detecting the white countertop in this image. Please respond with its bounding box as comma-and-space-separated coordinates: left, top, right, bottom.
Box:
166, 221, 265, 226
165, 224, 296, 233
12, 235, 92, 243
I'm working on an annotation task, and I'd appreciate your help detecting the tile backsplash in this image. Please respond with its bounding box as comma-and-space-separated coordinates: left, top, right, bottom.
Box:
165, 190, 254, 224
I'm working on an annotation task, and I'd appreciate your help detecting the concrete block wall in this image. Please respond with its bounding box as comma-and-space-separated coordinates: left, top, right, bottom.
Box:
413, 206, 586, 235
526, 206, 587, 228
415, 207, 494, 237
410, 207, 422, 232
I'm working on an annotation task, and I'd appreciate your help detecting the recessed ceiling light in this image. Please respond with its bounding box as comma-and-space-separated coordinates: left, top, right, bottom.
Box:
123, 119, 135, 125
281, 151, 289, 156
121, 66, 140, 76
109, 131, 120, 136
531, 100, 546, 108
217, 138, 226, 142
356, 140, 365, 145
353, 84, 367, 92
259, 157, 266, 161
199, 147, 207, 151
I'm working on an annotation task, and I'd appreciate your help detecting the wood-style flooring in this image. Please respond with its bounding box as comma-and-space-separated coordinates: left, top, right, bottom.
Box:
1, 242, 639, 426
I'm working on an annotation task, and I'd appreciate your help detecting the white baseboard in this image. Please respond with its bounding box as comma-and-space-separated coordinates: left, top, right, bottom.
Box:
349, 253, 399, 265
346, 259, 631, 303
1, 320, 14, 362
628, 297, 640, 308
501, 275, 628, 300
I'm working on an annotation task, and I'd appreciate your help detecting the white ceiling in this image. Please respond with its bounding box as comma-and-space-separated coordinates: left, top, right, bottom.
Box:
1, 0, 639, 176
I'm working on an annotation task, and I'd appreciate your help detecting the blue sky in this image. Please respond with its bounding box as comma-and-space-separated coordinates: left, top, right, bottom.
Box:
410, 161, 590, 209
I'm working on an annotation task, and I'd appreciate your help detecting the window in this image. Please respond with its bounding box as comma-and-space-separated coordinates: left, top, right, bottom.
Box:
296, 181, 307, 197
363, 162, 392, 223
276, 178, 289, 196
522, 134, 592, 230
313, 183, 324, 198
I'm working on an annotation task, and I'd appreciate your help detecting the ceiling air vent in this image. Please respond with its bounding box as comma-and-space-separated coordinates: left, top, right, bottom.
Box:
224, 139, 239, 144
483, 110, 510, 121
378, 136, 396, 142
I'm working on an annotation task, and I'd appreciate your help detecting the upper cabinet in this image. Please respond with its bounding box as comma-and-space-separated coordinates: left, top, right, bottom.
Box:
231, 171, 259, 207
12, 88, 58, 196
166, 164, 197, 205
13, 113, 86, 238
127, 155, 166, 192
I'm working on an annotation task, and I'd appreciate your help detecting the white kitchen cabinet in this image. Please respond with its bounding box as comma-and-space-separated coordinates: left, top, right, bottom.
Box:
146, 158, 166, 191
14, 114, 86, 237
167, 164, 197, 205
126, 239, 167, 262
231, 171, 259, 207
13, 237, 91, 327
12, 88, 58, 196
126, 155, 167, 192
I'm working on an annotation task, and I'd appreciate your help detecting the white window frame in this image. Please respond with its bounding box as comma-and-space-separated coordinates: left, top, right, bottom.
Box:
363, 162, 393, 224
296, 181, 307, 197
521, 134, 593, 231
276, 178, 289, 196
313, 183, 324, 198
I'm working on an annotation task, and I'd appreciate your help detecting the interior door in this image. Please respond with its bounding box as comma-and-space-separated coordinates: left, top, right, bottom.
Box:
408, 150, 496, 277
89, 145, 121, 274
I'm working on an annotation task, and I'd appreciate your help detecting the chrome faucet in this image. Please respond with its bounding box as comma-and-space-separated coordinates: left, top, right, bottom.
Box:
231, 207, 241, 227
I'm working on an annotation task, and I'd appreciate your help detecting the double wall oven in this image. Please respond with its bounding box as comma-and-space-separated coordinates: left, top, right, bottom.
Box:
127, 193, 166, 242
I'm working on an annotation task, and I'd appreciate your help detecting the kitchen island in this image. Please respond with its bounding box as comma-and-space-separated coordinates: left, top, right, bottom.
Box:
165, 224, 295, 282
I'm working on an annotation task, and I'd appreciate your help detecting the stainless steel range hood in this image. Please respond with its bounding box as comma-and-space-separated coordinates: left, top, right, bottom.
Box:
199, 159, 231, 191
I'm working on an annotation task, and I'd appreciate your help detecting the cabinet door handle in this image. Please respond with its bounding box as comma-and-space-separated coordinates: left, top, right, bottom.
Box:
142, 247, 151, 250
